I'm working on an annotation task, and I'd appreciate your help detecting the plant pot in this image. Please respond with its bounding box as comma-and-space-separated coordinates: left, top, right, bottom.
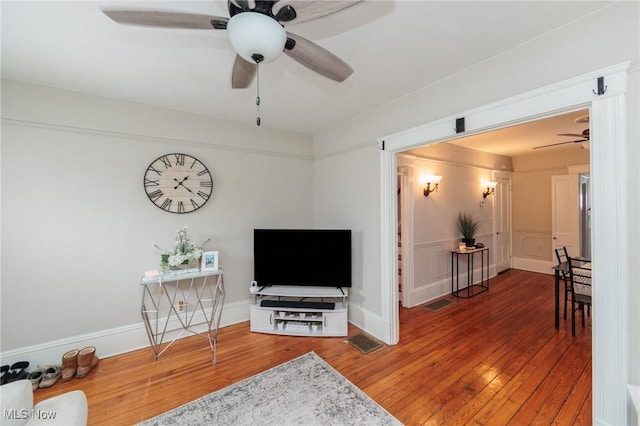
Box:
462, 238, 476, 248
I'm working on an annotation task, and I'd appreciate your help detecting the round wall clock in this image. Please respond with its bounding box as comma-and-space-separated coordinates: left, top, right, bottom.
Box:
143, 153, 213, 214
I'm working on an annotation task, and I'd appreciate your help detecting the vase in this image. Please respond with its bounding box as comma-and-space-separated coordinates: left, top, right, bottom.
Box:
171, 258, 200, 271
160, 254, 170, 273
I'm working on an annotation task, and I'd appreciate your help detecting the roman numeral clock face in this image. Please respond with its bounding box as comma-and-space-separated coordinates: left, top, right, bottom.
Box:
143, 153, 213, 214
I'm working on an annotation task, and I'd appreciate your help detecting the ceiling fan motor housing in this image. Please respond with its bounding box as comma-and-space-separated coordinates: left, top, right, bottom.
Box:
227, 12, 286, 64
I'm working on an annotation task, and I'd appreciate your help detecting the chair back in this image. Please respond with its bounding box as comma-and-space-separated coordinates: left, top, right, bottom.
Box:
555, 246, 569, 278
555, 246, 569, 264
568, 257, 592, 298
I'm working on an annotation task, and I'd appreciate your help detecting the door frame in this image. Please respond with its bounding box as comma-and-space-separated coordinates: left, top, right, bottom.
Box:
397, 164, 414, 308
379, 63, 630, 424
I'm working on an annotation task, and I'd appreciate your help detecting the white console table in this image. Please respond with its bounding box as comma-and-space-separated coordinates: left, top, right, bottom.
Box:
140, 269, 224, 362
250, 285, 348, 337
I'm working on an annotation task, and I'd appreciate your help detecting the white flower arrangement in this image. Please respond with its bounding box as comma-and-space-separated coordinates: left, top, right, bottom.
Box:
154, 226, 209, 269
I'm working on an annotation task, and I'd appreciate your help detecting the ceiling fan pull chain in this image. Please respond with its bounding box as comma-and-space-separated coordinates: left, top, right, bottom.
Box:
256, 62, 261, 126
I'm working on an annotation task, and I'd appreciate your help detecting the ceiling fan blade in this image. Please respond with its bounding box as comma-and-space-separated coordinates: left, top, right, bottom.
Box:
558, 133, 587, 138
284, 32, 353, 82
231, 55, 257, 89
533, 139, 588, 150
278, 1, 362, 26
102, 10, 226, 30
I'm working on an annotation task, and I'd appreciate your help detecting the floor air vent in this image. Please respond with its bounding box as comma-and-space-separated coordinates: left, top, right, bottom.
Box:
423, 298, 455, 312
346, 333, 384, 354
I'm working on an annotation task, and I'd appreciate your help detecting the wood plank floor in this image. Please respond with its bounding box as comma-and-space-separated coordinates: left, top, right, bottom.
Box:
33, 269, 591, 425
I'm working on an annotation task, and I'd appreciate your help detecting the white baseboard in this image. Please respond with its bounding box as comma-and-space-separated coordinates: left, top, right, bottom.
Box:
512, 257, 553, 275
406, 264, 499, 308
0, 299, 252, 368
406, 278, 450, 308
346, 301, 390, 344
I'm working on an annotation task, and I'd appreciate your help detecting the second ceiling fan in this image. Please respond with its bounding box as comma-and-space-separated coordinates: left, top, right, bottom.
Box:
533, 128, 590, 150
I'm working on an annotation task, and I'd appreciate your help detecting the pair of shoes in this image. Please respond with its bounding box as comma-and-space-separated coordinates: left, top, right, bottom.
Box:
40, 365, 62, 388
62, 347, 99, 381
1, 361, 29, 385
28, 365, 62, 390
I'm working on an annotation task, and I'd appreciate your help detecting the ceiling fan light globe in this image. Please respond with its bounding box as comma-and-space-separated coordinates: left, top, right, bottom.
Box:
227, 12, 286, 64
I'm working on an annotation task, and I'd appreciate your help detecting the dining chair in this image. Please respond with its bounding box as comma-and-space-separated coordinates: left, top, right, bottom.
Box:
567, 257, 592, 336
555, 246, 571, 320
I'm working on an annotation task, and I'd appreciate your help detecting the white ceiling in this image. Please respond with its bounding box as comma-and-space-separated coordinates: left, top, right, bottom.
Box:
1, 1, 610, 141
407, 108, 591, 158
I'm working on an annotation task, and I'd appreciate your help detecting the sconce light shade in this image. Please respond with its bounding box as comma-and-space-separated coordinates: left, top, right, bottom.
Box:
482, 181, 498, 198
422, 175, 442, 197
227, 12, 287, 64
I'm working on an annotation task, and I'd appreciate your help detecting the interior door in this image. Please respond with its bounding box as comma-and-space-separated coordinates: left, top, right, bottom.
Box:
494, 176, 511, 273
551, 174, 580, 257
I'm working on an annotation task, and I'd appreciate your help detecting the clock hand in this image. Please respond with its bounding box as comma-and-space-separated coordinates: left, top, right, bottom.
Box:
173, 177, 187, 189
174, 177, 194, 194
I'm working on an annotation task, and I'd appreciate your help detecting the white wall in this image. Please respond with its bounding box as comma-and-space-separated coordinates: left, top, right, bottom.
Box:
511, 148, 590, 264
1, 79, 314, 360
396, 146, 509, 307
313, 145, 384, 329
312, 2, 639, 425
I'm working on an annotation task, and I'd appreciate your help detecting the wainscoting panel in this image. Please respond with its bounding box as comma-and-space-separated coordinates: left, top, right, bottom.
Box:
408, 236, 494, 308
513, 229, 552, 261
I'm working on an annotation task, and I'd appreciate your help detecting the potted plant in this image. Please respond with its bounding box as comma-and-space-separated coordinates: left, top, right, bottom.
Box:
457, 212, 480, 248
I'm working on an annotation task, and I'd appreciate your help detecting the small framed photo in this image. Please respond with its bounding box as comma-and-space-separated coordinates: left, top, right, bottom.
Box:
201, 251, 219, 271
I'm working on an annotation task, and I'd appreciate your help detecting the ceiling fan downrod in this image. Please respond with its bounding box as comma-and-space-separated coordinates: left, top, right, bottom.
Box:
254, 55, 263, 126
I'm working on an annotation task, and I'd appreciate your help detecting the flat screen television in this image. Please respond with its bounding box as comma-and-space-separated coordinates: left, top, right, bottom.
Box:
253, 229, 352, 288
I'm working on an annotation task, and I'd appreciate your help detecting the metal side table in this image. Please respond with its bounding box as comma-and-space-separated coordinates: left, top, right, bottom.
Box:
140, 269, 224, 362
451, 247, 490, 298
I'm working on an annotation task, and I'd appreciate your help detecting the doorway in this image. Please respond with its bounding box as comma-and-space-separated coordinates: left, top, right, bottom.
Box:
493, 173, 512, 274
378, 64, 630, 424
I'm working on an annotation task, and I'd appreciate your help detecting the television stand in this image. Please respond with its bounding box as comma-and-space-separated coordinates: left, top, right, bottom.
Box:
250, 285, 348, 337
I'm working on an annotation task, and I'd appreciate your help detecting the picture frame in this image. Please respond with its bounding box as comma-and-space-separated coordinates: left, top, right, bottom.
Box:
201, 251, 219, 271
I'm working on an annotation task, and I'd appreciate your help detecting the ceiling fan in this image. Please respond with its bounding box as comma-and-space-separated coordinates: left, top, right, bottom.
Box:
102, 1, 361, 89
533, 128, 590, 150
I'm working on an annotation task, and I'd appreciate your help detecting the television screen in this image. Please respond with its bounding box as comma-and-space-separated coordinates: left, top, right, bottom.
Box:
253, 229, 352, 288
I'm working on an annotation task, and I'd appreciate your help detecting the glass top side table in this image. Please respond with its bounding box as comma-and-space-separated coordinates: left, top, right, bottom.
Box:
140, 269, 224, 362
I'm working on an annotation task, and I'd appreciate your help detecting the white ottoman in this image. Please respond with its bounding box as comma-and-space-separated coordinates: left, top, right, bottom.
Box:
0, 379, 87, 426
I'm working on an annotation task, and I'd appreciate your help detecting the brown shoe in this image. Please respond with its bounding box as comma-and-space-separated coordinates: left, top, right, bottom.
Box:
75, 346, 99, 379
61, 349, 79, 382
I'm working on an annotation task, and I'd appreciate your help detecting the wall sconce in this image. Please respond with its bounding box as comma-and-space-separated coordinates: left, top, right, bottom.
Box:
421, 175, 442, 197
482, 181, 498, 198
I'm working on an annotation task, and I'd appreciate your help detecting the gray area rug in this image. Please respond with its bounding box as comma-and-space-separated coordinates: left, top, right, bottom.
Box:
138, 352, 401, 426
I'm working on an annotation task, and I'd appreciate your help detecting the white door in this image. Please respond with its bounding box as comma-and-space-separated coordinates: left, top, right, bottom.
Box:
494, 176, 511, 273
551, 174, 580, 257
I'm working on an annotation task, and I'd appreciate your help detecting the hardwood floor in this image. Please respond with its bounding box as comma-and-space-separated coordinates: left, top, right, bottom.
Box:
33, 269, 591, 425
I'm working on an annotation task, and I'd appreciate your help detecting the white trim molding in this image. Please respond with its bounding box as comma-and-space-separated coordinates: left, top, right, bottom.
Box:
379, 62, 630, 425
0, 299, 252, 368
